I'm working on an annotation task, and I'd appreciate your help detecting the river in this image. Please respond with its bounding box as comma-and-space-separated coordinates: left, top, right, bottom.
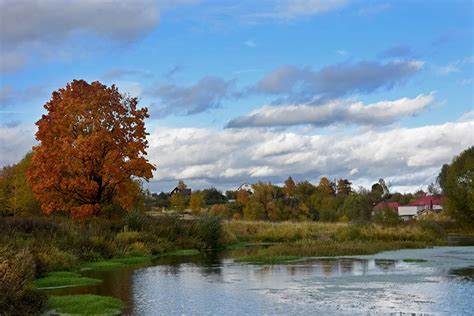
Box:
47, 246, 474, 315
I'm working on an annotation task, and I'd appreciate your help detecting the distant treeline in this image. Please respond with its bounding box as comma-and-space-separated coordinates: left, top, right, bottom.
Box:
1, 147, 473, 225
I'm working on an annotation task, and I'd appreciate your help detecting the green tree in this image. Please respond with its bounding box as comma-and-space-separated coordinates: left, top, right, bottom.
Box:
336, 179, 352, 196
342, 193, 372, 223
440, 146, 474, 224
202, 187, 227, 205
170, 193, 186, 211
371, 183, 384, 201
243, 182, 275, 220
0, 153, 40, 215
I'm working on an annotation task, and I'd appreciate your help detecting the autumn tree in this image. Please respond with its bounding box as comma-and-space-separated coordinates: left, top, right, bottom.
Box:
283, 176, 296, 197
177, 180, 187, 192
318, 177, 335, 196
189, 191, 204, 213
170, 193, 186, 211
27, 80, 155, 218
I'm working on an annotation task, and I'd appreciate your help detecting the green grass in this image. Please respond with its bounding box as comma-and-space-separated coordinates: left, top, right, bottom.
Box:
49, 294, 124, 315
402, 258, 428, 263
32, 271, 101, 289
236, 255, 300, 264
161, 249, 200, 256
81, 256, 152, 270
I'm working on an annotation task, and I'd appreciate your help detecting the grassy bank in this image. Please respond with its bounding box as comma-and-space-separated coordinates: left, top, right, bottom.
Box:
49, 295, 124, 315
223, 221, 450, 264
1, 215, 471, 314
0, 214, 221, 315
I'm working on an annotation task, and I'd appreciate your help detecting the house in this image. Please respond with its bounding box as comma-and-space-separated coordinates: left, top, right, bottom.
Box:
169, 187, 192, 197
237, 182, 254, 193
373, 201, 399, 213
397, 195, 444, 220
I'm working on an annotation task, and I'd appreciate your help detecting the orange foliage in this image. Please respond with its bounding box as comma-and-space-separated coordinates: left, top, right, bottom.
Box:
27, 80, 156, 218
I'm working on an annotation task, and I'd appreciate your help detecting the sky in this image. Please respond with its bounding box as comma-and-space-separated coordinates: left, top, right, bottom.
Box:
0, 0, 473, 194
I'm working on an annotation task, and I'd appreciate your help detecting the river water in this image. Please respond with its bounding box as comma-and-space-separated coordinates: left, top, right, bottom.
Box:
48, 246, 474, 315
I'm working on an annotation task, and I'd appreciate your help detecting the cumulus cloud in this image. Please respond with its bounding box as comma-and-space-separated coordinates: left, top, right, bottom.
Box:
0, 124, 36, 166
226, 93, 435, 128
0, 0, 193, 72
0, 0, 159, 48
253, 60, 423, 101
147, 76, 235, 116
146, 119, 474, 192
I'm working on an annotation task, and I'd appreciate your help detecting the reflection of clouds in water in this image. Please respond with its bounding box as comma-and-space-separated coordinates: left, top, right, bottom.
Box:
128, 247, 474, 315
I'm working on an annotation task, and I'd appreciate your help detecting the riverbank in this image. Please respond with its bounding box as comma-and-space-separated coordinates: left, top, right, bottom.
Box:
1, 215, 472, 314
222, 220, 455, 263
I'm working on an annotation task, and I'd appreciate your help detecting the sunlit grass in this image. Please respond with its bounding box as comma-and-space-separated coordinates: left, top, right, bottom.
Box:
33, 271, 101, 289
49, 294, 124, 315
81, 256, 152, 270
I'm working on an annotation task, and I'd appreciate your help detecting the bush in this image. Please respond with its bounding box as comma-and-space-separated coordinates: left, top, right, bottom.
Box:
373, 207, 401, 226
0, 249, 48, 315
115, 231, 144, 245
35, 247, 77, 276
127, 242, 151, 257
0, 216, 61, 236
192, 216, 222, 250
124, 210, 148, 231
208, 204, 230, 218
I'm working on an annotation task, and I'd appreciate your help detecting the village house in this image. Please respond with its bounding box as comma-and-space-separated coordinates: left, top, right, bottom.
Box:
397, 196, 444, 220
237, 182, 254, 194
373, 201, 399, 213
169, 187, 192, 197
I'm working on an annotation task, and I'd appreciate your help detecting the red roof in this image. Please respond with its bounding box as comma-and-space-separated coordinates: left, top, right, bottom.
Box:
374, 201, 399, 211
409, 196, 444, 206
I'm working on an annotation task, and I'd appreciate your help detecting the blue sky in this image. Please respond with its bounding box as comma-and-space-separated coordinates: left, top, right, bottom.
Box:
0, 0, 473, 193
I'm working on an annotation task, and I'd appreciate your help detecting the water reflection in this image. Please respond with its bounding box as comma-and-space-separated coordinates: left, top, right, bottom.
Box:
448, 266, 474, 281
49, 247, 474, 315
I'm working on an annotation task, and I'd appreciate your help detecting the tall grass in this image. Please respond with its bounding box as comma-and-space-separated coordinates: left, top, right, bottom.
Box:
223, 220, 447, 261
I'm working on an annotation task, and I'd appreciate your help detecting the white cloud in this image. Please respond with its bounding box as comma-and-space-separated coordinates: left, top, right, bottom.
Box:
227, 93, 435, 128
0, 124, 36, 166
0, 0, 194, 72
1, 117, 472, 193
0, 0, 160, 47
146, 119, 474, 192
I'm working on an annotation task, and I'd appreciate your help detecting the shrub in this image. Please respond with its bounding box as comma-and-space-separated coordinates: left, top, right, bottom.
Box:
0, 216, 61, 236
127, 242, 151, 257
115, 231, 144, 245
0, 249, 48, 315
192, 216, 222, 250
373, 207, 401, 226
124, 210, 148, 231
36, 247, 77, 275
208, 204, 230, 218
